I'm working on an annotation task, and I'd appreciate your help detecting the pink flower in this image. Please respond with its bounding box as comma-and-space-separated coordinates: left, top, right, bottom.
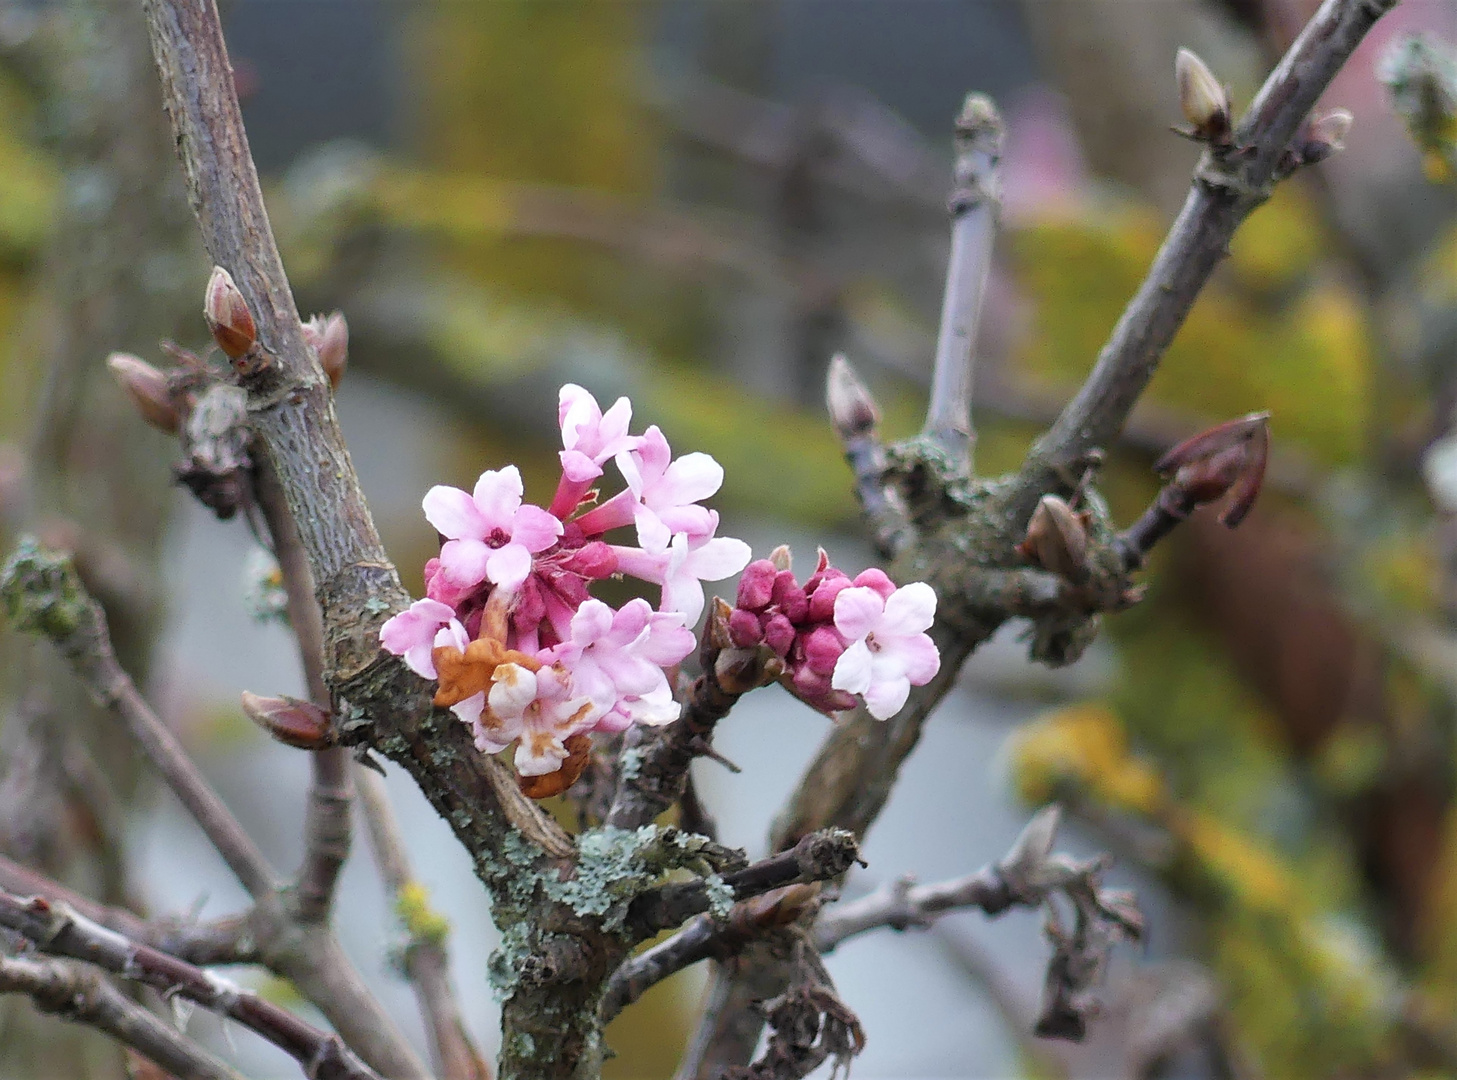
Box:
574, 426, 723, 551
611, 512, 751, 624
545, 598, 694, 730
379, 599, 468, 679
831, 580, 940, 720
550, 385, 638, 518
423, 466, 563, 593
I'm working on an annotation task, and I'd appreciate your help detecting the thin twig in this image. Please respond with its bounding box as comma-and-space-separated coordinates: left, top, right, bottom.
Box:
925, 94, 1003, 465
356, 767, 491, 1080
0, 540, 275, 898
826, 354, 913, 560
0, 953, 247, 1080
253, 458, 352, 924
0, 889, 383, 1080
0, 853, 257, 966
1009, 0, 1400, 526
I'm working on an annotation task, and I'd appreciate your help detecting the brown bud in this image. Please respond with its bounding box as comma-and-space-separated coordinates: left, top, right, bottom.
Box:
1017, 495, 1090, 583
204, 266, 256, 360
303, 311, 348, 389
729, 883, 819, 934
1175, 47, 1231, 143
826, 353, 880, 440
240, 691, 334, 750
1155, 411, 1269, 527
107, 353, 179, 434
518, 734, 592, 799
1294, 108, 1354, 165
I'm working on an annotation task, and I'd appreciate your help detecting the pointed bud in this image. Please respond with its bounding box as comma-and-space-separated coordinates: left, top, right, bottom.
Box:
1176, 47, 1231, 143
1001, 804, 1062, 884
303, 311, 348, 389
107, 353, 179, 434
1294, 108, 1354, 165
826, 354, 880, 440
729, 883, 819, 934
1017, 495, 1090, 583
768, 544, 793, 572
204, 267, 256, 360
240, 691, 334, 750
1155, 411, 1269, 527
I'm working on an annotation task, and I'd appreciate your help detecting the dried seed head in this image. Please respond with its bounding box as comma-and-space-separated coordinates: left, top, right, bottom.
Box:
240, 691, 334, 750
107, 352, 179, 434
303, 311, 348, 389
826, 354, 880, 440
204, 266, 256, 360
1018, 495, 1091, 583
1176, 47, 1231, 141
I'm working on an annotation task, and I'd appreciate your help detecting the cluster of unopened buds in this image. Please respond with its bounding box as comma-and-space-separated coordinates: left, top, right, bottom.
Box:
380, 385, 942, 795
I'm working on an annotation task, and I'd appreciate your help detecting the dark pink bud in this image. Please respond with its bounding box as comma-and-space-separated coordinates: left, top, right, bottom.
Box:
737, 560, 777, 610
852, 567, 896, 600
728, 608, 764, 648
513, 577, 547, 629
763, 613, 796, 656
790, 666, 856, 714
806, 572, 850, 623
771, 571, 809, 622
563, 540, 616, 579
801, 625, 845, 676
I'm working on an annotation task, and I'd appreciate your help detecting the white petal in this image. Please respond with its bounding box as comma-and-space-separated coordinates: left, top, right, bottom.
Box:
485, 543, 533, 590
422, 485, 487, 540
833, 586, 885, 642
684, 536, 752, 582
831, 639, 874, 695
472, 466, 525, 529
880, 582, 937, 636
862, 675, 910, 720
488, 663, 538, 718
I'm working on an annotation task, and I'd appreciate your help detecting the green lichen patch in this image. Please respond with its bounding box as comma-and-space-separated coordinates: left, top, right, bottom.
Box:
0, 537, 93, 643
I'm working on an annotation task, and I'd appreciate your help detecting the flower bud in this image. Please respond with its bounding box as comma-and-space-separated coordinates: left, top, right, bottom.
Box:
763, 612, 796, 656
240, 691, 333, 750
1155, 411, 1269, 527
1017, 495, 1090, 583
1176, 47, 1231, 142
770, 570, 809, 622
728, 608, 764, 648
801, 625, 845, 676
106, 352, 179, 434
737, 560, 777, 610
204, 266, 256, 360
303, 311, 348, 389
826, 353, 880, 439
1294, 108, 1354, 165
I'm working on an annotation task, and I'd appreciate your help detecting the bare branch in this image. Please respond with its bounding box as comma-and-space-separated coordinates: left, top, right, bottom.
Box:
925, 94, 1003, 464
0, 539, 275, 897
356, 768, 491, 1080
0, 954, 246, 1080
826, 354, 913, 560
1009, 0, 1399, 525
0, 854, 256, 966
0, 889, 383, 1080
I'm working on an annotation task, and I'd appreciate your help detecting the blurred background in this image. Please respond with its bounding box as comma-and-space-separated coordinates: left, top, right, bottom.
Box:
1, 0, 1456, 1077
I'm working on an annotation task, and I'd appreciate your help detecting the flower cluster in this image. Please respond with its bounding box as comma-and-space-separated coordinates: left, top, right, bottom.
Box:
379, 384, 943, 790
381, 385, 749, 781
729, 551, 940, 720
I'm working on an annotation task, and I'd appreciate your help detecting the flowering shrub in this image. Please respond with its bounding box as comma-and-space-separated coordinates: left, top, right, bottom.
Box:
381, 384, 941, 788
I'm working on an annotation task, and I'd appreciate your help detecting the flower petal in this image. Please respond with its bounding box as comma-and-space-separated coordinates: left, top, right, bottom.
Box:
684, 536, 752, 582
831, 639, 874, 695
438, 538, 492, 590
472, 466, 525, 529
833, 586, 885, 642
512, 504, 565, 553
862, 675, 911, 720
485, 543, 533, 591
489, 663, 538, 718
880, 582, 937, 636
887, 632, 940, 685
422, 485, 487, 540
654, 452, 724, 507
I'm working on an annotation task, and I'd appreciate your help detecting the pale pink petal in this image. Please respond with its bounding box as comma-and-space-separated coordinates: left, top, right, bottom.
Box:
831, 639, 874, 695
889, 633, 940, 685
512, 504, 565, 552
610, 544, 668, 586
558, 384, 599, 449
633, 505, 673, 553
624, 684, 680, 726
661, 574, 709, 625
640, 615, 695, 667
655, 452, 724, 507
654, 504, 715, 541
438, 538, 492, 589
485, 544, 533, 590
880, 582, 937, 636
862, 675, 911, 720
683, 536, 752, 582
570, 598, 616, 644
833, 586, 886, 641
472, 467, 525, 529
559, 449, 602, 483
422, 485, 487, 540
434, 620, 470, 654
597, 396, 633, 446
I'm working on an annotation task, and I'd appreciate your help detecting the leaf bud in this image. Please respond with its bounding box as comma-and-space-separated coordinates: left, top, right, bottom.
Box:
1176, 47, 1231, 143
240, 691, 333, 750
1017, 495, 1090, 583
303, 311, 348, 389
204, 266, 256, 360
826, 353, 880, 440
106, 352, 179, 434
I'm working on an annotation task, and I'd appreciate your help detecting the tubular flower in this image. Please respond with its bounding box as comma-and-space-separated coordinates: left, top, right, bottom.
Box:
831, 579, 941, 720
423, 466, 563, 592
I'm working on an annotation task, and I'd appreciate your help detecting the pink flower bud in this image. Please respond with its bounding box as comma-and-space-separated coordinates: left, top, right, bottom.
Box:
204, 266, 256, 360
562, 540, 617, 579
737, 560, 777, 610
728, 608, 764, 647
303, 311, 348, 389
806, 571, 850, 623
852, 567, 896, 600
801, 625, 845, 675
771, 570, 809, 622
763, 612, 796, 656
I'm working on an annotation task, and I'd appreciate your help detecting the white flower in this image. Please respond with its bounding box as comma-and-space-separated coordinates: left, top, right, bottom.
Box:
830, 581, 940, 720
